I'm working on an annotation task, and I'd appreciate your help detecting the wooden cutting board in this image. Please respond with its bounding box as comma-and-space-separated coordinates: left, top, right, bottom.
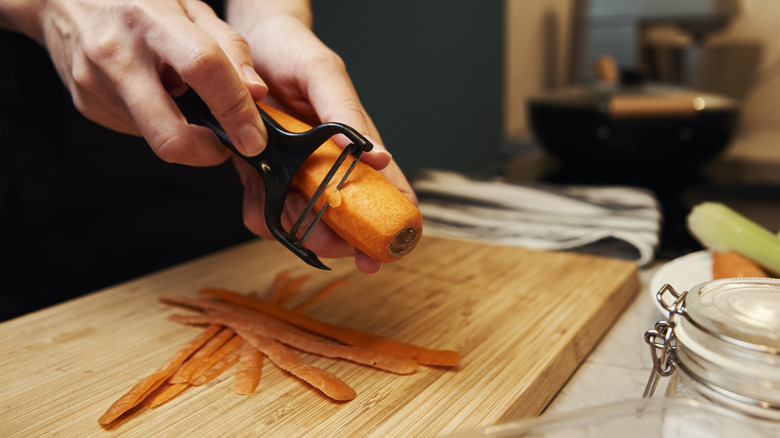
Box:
0, 236, 639, 437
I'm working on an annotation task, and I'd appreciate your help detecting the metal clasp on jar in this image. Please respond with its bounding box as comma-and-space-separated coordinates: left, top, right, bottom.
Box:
643, 284, 687, 398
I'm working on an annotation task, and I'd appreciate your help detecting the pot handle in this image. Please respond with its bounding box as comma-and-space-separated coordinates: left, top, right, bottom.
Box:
608, 94, 702, 119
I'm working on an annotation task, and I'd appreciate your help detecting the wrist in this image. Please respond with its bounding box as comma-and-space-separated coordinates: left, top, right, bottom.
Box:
226, 0, 312, 32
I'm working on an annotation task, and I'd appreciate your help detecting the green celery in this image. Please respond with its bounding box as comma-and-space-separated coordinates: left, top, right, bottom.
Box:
687, 202, 780, 276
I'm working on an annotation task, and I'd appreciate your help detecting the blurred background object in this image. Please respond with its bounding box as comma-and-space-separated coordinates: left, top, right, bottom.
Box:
311, 1, 505, 176
499, 0, 779, 258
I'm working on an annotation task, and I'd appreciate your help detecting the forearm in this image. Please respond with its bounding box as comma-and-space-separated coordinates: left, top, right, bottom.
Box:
0, 0, 45, 42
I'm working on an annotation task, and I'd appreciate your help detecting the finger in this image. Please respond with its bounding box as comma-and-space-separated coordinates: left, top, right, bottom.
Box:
184, 0, 268, 101
357, 134, 392, 170
236, 148, 386, 269
68, 52, 140, 136
283, 194, 355, 259
301, 52, 394, 170
302, 57, 416, 203
354, 250, 383, 274
236, 158, 274, 240
69, 86, 139, 137
117, 70, 232, 166
150, 11, 267, 157
377, 160, 418, 206
77, 50, 231, 165
160, 64, 188, 96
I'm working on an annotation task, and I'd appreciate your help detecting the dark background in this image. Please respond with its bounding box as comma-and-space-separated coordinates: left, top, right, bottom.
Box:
0, 1, 504, 321
311, 1, 504, 176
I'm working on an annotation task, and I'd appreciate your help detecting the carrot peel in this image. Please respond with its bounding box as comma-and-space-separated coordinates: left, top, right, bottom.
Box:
200, 287, 460, 366
234, 342, 263, 396
98, 324, 222, 425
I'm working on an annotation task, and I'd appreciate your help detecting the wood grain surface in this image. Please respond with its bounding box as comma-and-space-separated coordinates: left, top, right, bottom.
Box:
0, 236, 639, 437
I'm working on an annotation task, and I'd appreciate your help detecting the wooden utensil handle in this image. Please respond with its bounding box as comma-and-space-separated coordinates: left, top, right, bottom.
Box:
608, 94, 700, 119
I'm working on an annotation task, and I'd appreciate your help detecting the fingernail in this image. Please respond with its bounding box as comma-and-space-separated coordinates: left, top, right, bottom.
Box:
243, 65, 264, 87
365, 135, 391, 158
238, 123, 265, 156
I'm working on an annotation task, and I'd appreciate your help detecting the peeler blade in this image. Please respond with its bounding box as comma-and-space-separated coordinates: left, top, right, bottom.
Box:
174, 89, 372, 270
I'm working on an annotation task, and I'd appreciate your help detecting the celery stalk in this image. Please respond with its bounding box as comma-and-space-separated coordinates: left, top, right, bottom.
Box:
687, 202, 780, 276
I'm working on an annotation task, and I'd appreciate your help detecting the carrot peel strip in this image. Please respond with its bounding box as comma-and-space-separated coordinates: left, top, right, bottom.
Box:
200, 288, 461, 366
266, 269, 290, 304
274, 274, 310, 307
235, 328, 356, 401
188, 335, 244, 382
146, 382, 189, 408
98, 324, 222, 425
191, 344, 243, 386
234, 342, 263, 396
169, 327, 235, 383
168, 310, 418, 374
292, 278, 349, 312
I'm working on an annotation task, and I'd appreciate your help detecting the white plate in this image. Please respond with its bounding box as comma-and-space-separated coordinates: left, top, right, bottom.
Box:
649, 250, 713, 315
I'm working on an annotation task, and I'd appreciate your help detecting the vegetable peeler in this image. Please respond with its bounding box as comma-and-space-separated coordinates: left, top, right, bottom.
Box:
174, 88, 373, 270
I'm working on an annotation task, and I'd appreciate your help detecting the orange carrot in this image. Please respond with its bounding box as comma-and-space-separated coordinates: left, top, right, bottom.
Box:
147, 331, 245, 409
259, 103, 423, 262
235, 327, 356, 401
292, 278, 349, 312
191, 344, 243, 386
98, 324, 222, 425
198, 288, 461, 366
712, 251, 769, 279
146, 382, 190, 408
266, 269, 290, 304
274, 274, 310, 307
234, 342, 263, 396
168, 310, 418, 374
169, 327, 236, 384
188, 335, 245, 383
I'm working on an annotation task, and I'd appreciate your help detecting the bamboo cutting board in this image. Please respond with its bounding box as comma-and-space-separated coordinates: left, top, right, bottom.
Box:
0, 236, 639, 437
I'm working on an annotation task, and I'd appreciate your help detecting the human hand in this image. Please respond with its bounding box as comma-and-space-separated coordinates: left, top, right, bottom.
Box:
227, 0, 417, 273
16, 0, 269, 165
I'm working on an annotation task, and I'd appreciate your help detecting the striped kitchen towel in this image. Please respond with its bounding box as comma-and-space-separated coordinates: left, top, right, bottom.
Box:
412, 169, 662, 266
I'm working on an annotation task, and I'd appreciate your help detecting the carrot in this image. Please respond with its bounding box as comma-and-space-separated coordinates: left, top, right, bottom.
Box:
234, 342, 263, 396
235, 327, 356, 401
169, 327, 236, 383
712, 250, 769, 279
146, 382, 190, 408
259, 103, 423, 262
169, 310, 419, 374
273, 274, 309, 307
98, 324, 222, 425
266, 269, 290, 304
191, 344, 243, 386
150, 332, 244, 407
292, 278, 348, 312
199, 288, 461, 366
188, 335, 245, 382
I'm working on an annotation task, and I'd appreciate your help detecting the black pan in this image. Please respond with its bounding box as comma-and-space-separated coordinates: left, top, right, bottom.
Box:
528, 84, 738, 176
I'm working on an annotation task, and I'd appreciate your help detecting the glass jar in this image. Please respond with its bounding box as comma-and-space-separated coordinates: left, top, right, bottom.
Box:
644, 277, 780, 431
442, 398, 773, 437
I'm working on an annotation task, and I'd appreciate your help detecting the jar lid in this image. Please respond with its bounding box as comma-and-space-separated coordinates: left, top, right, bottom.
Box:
686, 278, 780, 353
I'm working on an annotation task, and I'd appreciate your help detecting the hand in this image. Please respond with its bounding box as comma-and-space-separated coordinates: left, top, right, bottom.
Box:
9, 0, 269, 165
227, 0, 418, 273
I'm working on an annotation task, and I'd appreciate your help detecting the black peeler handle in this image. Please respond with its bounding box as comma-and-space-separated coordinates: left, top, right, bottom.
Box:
173, 88, 372, 270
